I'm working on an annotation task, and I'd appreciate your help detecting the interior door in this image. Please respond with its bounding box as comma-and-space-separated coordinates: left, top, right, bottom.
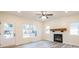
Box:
1, 22, 16, 47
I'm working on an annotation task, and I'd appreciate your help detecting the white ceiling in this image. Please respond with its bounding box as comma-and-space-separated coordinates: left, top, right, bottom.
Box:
2, 11, 79, 21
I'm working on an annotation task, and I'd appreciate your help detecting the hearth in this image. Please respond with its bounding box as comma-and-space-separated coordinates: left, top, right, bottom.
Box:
54, 34, 63, 43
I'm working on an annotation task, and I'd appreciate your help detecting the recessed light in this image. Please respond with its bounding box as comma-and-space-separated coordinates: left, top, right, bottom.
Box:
65, 11, 68, 13
17, 11, 21, 13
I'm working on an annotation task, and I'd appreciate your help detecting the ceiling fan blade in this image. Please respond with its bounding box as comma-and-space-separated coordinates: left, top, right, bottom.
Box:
46, 14, 53, 16
36, 11, 44, 15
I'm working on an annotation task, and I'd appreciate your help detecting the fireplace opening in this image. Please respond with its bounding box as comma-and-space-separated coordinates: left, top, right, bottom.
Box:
54, 34, 63, 43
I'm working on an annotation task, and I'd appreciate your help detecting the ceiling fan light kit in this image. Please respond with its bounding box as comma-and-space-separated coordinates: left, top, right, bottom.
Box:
41, 16, 47, 19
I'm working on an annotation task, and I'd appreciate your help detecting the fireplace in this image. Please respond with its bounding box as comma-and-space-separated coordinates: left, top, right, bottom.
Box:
54, 34, 63, 43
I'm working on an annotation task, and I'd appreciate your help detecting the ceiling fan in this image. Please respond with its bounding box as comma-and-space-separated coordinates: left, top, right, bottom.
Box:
36, 11, 53, 21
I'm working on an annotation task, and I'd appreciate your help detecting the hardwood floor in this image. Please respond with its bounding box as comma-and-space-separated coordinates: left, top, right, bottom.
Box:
14, 40, 79, 48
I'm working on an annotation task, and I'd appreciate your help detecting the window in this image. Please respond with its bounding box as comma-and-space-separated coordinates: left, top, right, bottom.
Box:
45, 26, 50, 34
4, 23, 14, 39
22, 24, 37, 38
70, 22, 79, 35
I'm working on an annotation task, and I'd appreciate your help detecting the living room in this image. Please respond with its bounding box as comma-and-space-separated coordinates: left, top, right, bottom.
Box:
0, 11, 79, 48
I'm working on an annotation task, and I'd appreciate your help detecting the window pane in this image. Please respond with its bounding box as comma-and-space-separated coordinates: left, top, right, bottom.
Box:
45, 26, 50, 34
22, 24, 37, 38
4, 23, 14, 39
70, 23, 79, 35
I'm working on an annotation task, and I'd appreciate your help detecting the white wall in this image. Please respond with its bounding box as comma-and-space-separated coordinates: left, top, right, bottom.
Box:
44, 15, 79, 46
